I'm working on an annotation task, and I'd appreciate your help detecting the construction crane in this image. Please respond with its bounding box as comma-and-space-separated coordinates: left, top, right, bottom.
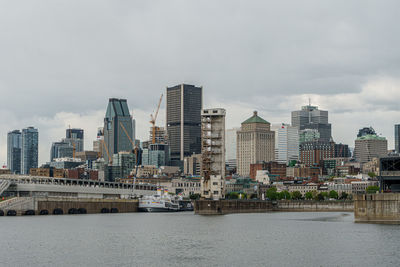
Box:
101, 139, 112, 164
119, 122, 140, 188
150, 94, 163, 144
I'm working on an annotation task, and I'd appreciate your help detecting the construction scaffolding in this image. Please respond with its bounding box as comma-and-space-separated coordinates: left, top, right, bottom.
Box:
201, 108, 226, 200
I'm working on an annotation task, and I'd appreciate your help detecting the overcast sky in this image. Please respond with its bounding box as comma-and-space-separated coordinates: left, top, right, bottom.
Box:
1, 0, 400, 165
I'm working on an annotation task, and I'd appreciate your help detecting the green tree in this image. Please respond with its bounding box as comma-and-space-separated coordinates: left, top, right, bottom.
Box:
317, 192, 328, 201
189, 193, 201, 200
305, 191, 313, 200
278, 190, 291, 200
291, 191, 303, 200
329, 190, 339, 199
368, 172, 377, 178
339, 192, 349, 200
239, 193, 248, 199
366, 185, 380, 194
226, 192, 239, 199
266, 187, 278, 200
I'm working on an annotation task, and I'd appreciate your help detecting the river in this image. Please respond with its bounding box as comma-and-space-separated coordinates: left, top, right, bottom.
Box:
0, 212, 399, 266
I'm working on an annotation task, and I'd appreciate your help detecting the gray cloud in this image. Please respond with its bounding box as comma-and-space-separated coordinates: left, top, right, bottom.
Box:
1, 0, 400, 164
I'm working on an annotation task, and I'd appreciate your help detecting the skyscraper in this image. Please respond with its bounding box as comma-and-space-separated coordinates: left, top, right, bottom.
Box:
291, 104, 331, 141
237, 111, 275, 177
166, 84, 202, 166
65, 128, 84, 152
21, 127, 38, 174
50, 141, 73, 161
7, 130, 22, 174
103, 99, 134, 163
395, 124, 400, 153
354, 130, 387, 164
271, 123, 299, 165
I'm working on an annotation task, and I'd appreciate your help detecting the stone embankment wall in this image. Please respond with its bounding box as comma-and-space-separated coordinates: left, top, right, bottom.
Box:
194, 200, 273, 215
37, 198, 138, 215
354, 193, 400, 224
194, 200, 354, 215
276, 200, 354, 212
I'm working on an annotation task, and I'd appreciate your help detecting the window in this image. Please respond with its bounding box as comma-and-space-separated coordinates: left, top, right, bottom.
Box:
213, 182, 218, 185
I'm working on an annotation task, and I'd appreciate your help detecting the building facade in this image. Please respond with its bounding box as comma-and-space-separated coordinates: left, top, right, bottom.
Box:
354, 134, 387, 164
395, 124, 400, 153
103, 99, 134, 162
201, 108, 226, 200
184, 153, 201, 176
7, 130, 22, 174
50, 141, 73, 161
166, 84, 202, 166
300, 140, 335, 167
237, 111, 275, 177
271, 123, 299, 164
21, 127, 39, 175
292, 104, 331, 141
65, 128, 84, 152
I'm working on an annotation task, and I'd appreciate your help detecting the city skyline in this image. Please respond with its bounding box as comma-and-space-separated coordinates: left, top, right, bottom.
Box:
1, 1, 400, 165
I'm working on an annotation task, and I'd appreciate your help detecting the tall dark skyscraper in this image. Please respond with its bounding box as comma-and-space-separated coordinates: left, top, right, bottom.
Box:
395, 124, 400, 153
103, 98, 133, 162
21, 127, 38, 174
166, 84, 202, 166
65, 128, 84, 152
291, 104, 332, 141
7, 130, 22, 174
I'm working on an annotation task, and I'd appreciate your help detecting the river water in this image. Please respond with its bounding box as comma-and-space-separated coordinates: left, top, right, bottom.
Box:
0, 212, 399, 267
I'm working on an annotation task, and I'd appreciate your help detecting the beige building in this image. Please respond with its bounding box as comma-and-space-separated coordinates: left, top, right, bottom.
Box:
287, 183, 318, 196
237, 111, 275, 177
354, 135, 387, 164
184, 154, 202, 176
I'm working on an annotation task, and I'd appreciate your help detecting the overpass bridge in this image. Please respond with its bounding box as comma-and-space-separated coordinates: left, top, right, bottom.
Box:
0, 174, 158, 199
0, 175, 160, 216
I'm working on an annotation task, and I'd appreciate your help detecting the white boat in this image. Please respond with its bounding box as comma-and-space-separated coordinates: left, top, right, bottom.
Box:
139, 190, 180, 212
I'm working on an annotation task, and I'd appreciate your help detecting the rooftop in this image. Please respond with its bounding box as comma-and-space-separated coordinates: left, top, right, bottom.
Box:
356, 134, 386, 141
242, 111, 269, 124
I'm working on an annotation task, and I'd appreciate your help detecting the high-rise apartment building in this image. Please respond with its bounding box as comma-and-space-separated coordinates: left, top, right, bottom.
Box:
291, 104, 331, 141
237, 111, 275, 177
7, 130, 22, 174
354, 131, 388, 164
271, 123, 299, 165
166, 84, 202, 167
141, 144, 170, 168
201, 108, 226, 200
65, 128, 84, 152
21, 127, 38, 174
103, 99, 134, 162
395, 124, 400, 153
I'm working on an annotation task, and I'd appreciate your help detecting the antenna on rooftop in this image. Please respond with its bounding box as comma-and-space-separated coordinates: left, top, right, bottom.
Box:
308, 97, 311, 106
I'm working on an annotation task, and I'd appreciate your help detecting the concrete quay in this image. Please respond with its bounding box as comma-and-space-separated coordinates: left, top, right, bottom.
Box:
0, 197, 138, 216
354, 193, 400, 224
194, 200, 354, 215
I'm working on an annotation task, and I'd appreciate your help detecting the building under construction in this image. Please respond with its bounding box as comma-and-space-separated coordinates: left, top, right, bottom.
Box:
201, 108, 226, 200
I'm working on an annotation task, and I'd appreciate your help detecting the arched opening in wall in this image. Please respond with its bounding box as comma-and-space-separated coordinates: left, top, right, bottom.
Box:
0, 210, 4, 216
40, 210, 49, 215
7, 210, 17, 216
110, 208, 119, 213
68, 208, 78, 214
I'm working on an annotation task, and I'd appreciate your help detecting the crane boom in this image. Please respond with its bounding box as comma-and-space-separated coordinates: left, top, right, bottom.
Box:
150, 94, 163, 144
119, 122, 135, 149
101, 139, 112, 163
